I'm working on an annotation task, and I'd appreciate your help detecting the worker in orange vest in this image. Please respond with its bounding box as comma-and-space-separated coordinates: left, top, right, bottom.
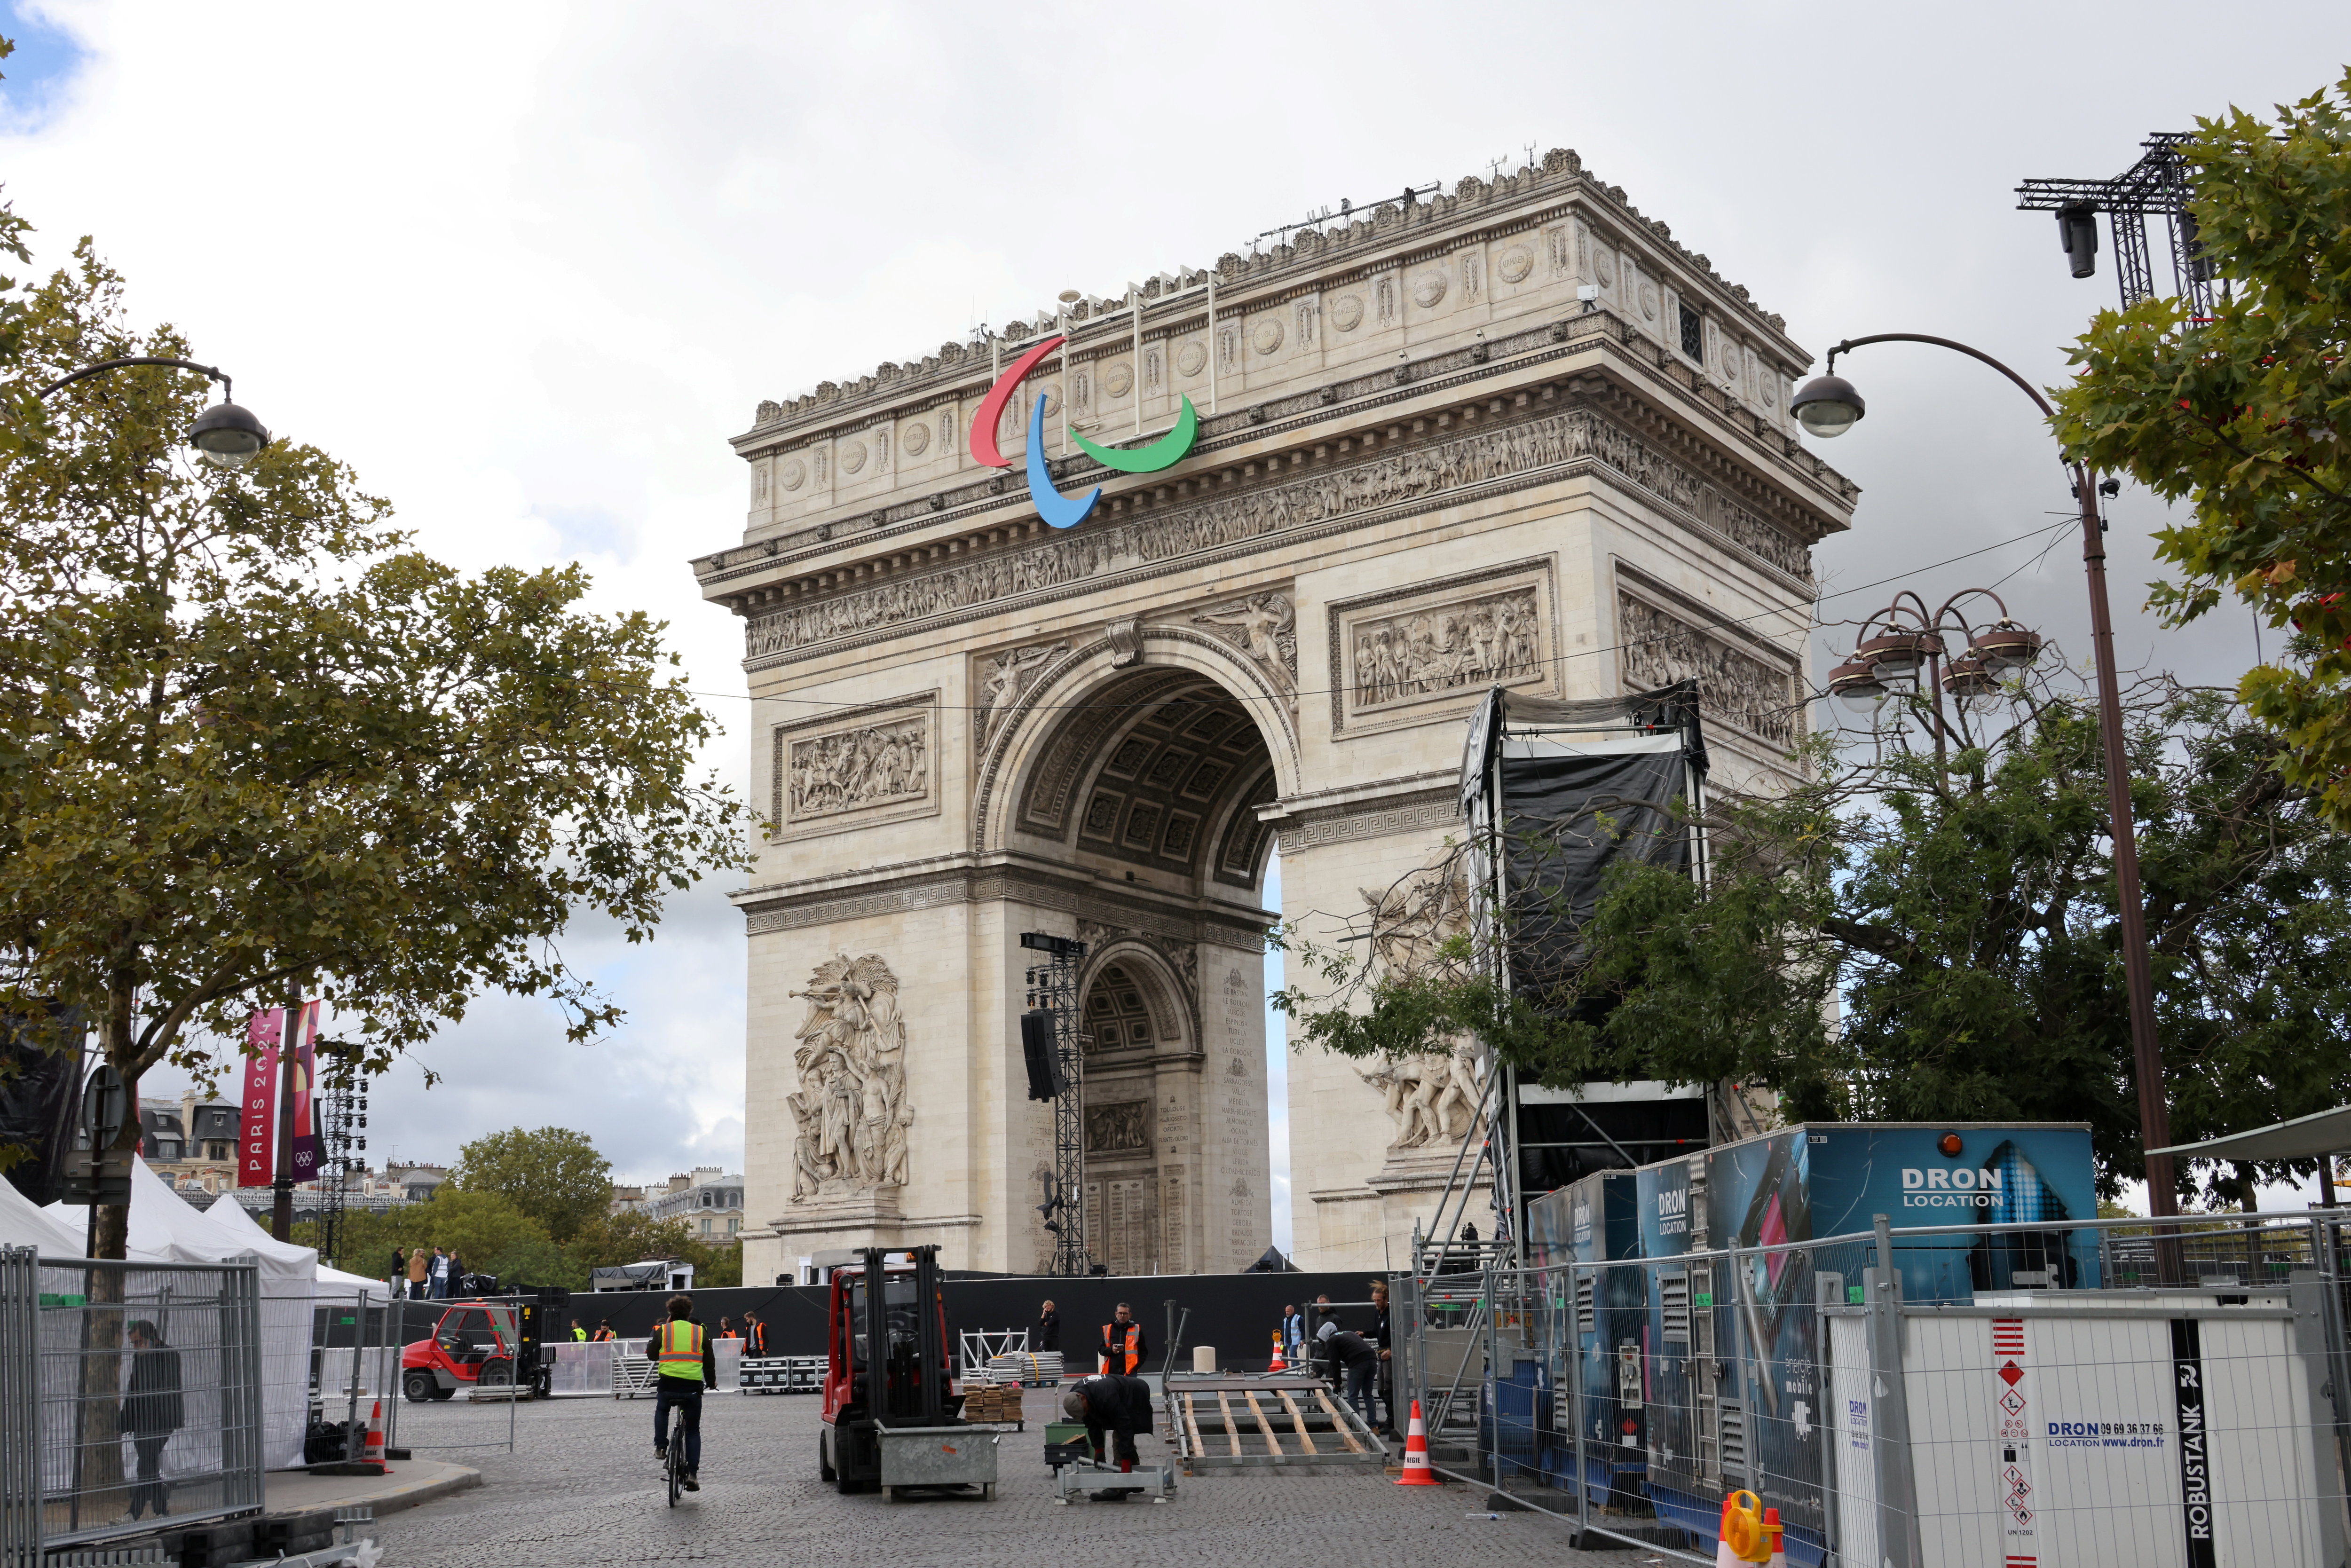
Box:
1098, 1301, 1149, 1375
742, 1311, 768, 1358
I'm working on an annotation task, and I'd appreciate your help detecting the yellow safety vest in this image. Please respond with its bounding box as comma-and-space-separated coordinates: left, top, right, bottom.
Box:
655, 1320, 706, 1381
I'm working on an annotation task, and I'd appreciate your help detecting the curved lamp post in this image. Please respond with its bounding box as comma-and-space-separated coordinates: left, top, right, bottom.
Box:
35, 355, 271, 468
1793, 333, 2180, 1224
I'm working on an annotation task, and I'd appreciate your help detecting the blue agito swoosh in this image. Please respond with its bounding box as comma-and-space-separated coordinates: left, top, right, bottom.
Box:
1025, 392, 1100, 530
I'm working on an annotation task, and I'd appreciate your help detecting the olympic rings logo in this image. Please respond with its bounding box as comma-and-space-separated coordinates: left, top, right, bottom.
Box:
969, 336, 1199, 529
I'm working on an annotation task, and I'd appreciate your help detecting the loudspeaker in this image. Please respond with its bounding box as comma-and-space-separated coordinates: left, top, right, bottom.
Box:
1020, 1009, 1064, 1102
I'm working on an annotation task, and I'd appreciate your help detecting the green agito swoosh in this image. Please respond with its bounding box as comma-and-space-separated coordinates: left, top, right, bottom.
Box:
1066, 396, 1198, 473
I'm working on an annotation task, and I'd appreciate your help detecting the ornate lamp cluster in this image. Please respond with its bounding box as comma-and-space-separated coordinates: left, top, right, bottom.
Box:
1826, 591, 2043, 715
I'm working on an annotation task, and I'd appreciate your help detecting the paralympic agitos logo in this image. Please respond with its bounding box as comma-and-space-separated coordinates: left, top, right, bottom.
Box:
970, 337, 1199, 529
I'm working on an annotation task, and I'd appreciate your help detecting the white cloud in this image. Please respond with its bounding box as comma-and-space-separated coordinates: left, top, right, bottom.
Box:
13, 0, 2342, 1203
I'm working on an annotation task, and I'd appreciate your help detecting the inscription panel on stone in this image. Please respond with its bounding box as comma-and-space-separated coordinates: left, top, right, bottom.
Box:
771, 693, 940, 841
1329, 560, 1556, 736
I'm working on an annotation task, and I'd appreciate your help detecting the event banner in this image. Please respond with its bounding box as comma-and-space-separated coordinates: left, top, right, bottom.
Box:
287, 1001, 322, 1181
238, 1009, 283, 1188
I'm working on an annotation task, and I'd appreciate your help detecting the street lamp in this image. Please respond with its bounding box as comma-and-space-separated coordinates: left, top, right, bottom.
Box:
1792, 331, 2181, 1225
35, 355, 271, 468
1834, 590, 2043, 764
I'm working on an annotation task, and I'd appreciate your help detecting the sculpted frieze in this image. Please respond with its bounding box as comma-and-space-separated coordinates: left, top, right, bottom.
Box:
744, 407, 1812, 661
1191, 593, 1297, 708
974, 640, 1068, 756
787, 953, 912, 1200
1350, 587, 1537, 712
1617, 593, 1799, 749
778, 712, 931, 826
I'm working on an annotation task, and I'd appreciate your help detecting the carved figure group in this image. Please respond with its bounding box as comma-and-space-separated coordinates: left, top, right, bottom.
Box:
973, 642, 1066, 752
1352, 590, 1537, 709
1618, 596, 1797, 747
1355, 869, 1485, 1148
1193, 594, 1297, 695
786, 953, 913, 1198
787, 719, 927, 819
1361, 1045, 1483, 1149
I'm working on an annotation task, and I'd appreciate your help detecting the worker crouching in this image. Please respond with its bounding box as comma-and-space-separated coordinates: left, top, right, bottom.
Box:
1062, 1373, 1154, 1499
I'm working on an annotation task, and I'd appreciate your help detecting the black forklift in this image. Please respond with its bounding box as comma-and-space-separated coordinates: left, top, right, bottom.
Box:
817, 1245, 999, 1499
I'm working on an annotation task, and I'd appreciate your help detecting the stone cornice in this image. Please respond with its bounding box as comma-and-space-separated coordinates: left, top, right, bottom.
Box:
732, 851, 1271, 948
732, 390, 1826, 672
726, 150, 1803, 454
691, 303, 1853, 592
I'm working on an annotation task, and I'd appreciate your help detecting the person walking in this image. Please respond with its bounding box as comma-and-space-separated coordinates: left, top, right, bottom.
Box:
445, 1250, 465, 1295
1036, 1299, 1060, 1353
649, 1292, 716, 1492
1369, 1278, 1396, 1437
1316, 1319, 1381, 1430
405, 1246, 429, 1301
389, 1247, 406, 1292
122, 1320, 184, 1520
1097, 1301, 1147, 1375
428, 1246, 451, 1300
742, 1312, 768, 1358
1280, 1303, 1302, 1367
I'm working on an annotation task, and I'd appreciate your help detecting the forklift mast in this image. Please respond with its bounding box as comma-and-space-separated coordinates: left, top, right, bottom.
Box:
857, 1244, 951, 1427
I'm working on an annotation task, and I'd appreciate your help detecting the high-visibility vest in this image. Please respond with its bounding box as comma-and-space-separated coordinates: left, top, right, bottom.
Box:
746, 1322, 767, 1356
1101, 1322, 1140, 1374
655, 1320, 706, 1381
571, 1325, 586, 1341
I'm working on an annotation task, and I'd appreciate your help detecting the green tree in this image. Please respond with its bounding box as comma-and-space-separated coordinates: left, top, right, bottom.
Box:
450, 1127, 612, 1245
2053, 69, 2351, 824
0, 214, 749, 1258
308, 1186, 583, 1289
1278, 679, 2351, 1201
571, 1208, 742, 1289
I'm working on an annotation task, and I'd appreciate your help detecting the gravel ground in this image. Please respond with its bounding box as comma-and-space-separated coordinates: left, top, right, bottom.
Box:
370, 1385, 1617, 1567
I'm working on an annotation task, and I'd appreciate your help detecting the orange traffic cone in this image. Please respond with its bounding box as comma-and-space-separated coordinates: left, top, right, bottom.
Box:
360, 1398, 388, 1474
1763, 1506, 1787, 1568
1395, 1399, 1441, 1486
1268, 1332, 1286, 1373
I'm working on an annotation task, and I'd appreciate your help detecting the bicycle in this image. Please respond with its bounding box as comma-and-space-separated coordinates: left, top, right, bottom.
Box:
662, 1403, 685, 1508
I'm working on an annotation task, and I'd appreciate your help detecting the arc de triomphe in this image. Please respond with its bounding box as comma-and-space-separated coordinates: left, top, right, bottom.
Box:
693, 149, 1855, 1284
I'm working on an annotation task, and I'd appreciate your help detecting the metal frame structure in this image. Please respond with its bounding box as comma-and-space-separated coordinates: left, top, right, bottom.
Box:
311, 1048, 370, 1271
1020, 932, 1089, 1276
1163, 1371, 1383, 1472
2016, 133, 2219, 317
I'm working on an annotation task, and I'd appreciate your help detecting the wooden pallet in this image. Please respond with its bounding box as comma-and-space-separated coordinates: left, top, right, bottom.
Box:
1163, 1374, 1385, 1471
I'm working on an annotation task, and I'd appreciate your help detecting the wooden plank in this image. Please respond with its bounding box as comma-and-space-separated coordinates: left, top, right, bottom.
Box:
1274, 1388, 1320, 1455
1215, 1390, 1243, 1457
1312, 1387, 1369, 1454
1242, 1391, 1284, 1457
1181, 1392, 1206, 1458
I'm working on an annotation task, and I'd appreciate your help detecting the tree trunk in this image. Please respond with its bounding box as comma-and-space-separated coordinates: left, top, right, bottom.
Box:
93, 982, 139, 1262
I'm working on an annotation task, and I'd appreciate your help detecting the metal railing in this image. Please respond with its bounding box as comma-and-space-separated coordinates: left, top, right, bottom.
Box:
2, 1248, 265, 1564
1396, 1210, 2351, 1567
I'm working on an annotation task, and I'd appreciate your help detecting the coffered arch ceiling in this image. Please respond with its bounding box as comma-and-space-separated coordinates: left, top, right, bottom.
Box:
1012, 667, 1277, 898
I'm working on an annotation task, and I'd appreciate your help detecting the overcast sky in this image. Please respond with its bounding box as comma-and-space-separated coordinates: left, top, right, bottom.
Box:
6, 4, 2345, 1238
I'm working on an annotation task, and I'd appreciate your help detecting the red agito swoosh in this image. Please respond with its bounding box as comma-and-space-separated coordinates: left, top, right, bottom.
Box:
970, 336, 1065, 469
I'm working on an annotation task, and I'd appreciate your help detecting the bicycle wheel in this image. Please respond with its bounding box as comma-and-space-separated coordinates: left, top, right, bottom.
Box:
666, 1412, 682, 1508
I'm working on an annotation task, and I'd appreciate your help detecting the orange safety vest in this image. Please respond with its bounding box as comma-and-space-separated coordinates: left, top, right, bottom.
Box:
746, 1322, 767, 1357
1101, 1322, 1140, 1374
655, 1319, 706, 1381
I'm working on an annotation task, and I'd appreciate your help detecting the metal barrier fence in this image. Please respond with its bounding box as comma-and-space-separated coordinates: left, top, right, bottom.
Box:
1396, 1211, 2351, 1568
1, 1247, 265, 1564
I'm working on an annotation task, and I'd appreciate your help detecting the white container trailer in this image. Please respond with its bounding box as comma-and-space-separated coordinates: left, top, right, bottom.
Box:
1826, 1275, 2345, 1567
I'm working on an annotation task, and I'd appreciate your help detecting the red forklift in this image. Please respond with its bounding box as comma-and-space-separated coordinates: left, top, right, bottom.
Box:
818, 1245, 999, 1499
400, 1287, 569, 1401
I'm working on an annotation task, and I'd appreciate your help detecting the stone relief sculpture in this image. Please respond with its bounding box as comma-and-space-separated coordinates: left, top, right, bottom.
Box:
973, 640, 1068, 753
1356, 870, 1483, 1149
745, 408, 1813, 661
1617, 594, 1798, 748
1350, 588, 1538, 710
1192, 593, 1297, 704
1375, 273, 1397, 326
784, 717, 929, 820
1085, 1101, 1151, 1154
787, 953, 912, 1198
1294, 296, 1319, 349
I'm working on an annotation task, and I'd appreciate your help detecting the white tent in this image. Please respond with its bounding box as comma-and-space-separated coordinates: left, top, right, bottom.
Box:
0, 1174, 97, 1254
52, 1159, 316, 1468
205, 1192, 390, 1300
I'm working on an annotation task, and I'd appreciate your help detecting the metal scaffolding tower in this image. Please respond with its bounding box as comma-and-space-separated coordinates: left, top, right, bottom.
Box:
2016, 132, 2220, 317
1021, 931, 1089, 1276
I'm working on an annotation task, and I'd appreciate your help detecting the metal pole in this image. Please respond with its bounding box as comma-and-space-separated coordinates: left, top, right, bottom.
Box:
1205, 272, 1217, 416
1131, 286, 1144, 438
1825, 332, 2177, 1229
271, 989, 300, 1242
1571, 1262, 1590, 1543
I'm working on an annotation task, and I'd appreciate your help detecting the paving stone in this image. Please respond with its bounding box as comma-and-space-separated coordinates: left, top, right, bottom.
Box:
371, 1388, 1613, 1567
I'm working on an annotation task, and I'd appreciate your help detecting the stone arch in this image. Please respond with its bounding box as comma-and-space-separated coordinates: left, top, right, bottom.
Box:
974, 628, 1299, 899
1068, 936, 1199, 1275
1075, 935, 1197, 1056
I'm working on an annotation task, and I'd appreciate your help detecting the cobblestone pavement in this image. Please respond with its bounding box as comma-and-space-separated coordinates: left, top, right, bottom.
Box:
372, 1386, 1616, 1567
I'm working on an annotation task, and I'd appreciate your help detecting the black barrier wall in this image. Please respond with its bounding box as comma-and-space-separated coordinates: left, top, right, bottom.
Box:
536, 1270, 1389, 1371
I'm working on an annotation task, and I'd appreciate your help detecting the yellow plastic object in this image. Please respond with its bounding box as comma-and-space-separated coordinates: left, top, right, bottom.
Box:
1719, 1490, 1771, 1563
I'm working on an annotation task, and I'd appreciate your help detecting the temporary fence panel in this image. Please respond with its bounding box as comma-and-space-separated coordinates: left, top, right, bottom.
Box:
15, 1255, 264, 1554
3, 1249, 39, 1568
544, 1339, 615, 1397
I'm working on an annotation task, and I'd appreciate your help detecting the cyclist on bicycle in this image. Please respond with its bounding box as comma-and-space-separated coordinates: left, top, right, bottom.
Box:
650, 1292, 716, 1491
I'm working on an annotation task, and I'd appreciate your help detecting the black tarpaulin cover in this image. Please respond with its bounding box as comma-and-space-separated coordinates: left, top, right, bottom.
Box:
1462, 682, 1708, 996
0, 1012, 85, 1206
